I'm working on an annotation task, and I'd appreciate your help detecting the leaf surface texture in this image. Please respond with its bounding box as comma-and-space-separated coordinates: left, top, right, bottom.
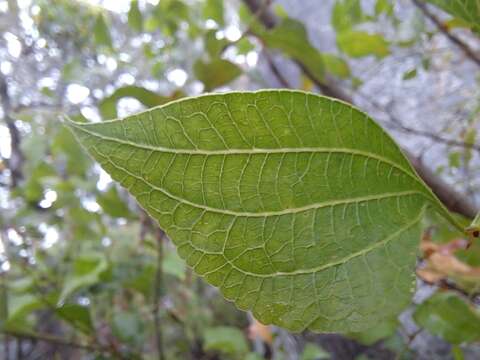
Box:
67, 90, 449, 332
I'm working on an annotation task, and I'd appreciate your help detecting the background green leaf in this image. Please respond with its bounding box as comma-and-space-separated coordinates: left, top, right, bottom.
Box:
193, 59, 242, 91
203, 326, 249, 355
55, 303, 94, 334
253, 18, 325, 82
425, 0, 480, 33
375, 0, 394, 17
337, 31, 390, 58
128, 0, 143, 32
332, 0, 365, 32
97, 185, 134, 219
301, 343, 330, 360
321, 53, 351, 79
414, 292, 480, 344
59, 253, 109, 303
99, 86, 184, 120
93, 13, 112, 49
203, 0, 225, 27
112, 311, 145, 347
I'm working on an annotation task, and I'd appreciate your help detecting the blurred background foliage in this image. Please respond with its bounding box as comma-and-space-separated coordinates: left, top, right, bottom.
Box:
0, 0, 479, 359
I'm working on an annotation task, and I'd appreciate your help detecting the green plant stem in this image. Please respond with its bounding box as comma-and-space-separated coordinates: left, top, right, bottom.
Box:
1, 329, 102, 352
153, 226, 166, 360
0, 74, 24, 188
471, 212, 480, 228
395, 328, 422, 360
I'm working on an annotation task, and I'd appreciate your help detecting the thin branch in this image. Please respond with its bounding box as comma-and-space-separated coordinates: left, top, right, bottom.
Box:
221, 0, 274, 55
0, 74, 24, 188
140, 210, 166, 359
412, 0, 480, 67
2, 330, 102, 353
243, 0, 276, 29
244, 0, 354, 102
263, 51, 293, 88
153, 225, 165, 360
395, 328, 422, 360
296, 61, 354, 101
359, 93, 480, 153
1, 271, 9, 360
241, 0, 479, 220
12, 102, 63, 114
388, 123, 480, 152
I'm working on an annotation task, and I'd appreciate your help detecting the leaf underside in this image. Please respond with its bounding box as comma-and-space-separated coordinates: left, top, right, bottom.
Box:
67, 90, 444, 333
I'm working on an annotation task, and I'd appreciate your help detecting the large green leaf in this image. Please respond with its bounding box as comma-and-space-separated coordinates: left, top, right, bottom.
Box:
425, 0, 480, 33
66, 90, 458, 333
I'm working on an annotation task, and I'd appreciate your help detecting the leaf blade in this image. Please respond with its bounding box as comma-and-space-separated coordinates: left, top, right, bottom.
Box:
66, 90, 452, 332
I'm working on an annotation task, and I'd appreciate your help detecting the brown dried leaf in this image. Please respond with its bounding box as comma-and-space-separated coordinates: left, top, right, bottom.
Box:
248, 319, 273, 345
418, 237, 480, 287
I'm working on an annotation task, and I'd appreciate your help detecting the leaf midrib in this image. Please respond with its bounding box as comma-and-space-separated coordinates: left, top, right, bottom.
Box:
69, 120, 422, 183
97, 150, 424, 217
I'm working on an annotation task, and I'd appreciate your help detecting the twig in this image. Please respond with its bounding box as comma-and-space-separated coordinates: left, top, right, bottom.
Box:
153, 226, 165, 360
391, 123, 480, 151
2, 330, 102, 352
1, 271, 9, 360
221, 0, 273, 54
16, 338, 23, 359
12, 102, 63, 114
0, 74, 24, 188
412, 0, 480, 67
140, 210, 167, 359
263, 51, 293, 88
243, 0, 276, 29
395, 328, 422, 360
243, 0, 354, 101
359, 93, 480, 153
